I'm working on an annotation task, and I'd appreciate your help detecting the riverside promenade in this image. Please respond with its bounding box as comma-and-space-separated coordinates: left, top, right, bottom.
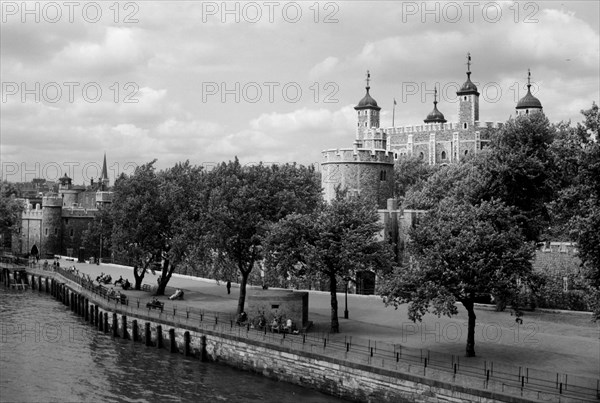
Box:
8, 257, 600, 401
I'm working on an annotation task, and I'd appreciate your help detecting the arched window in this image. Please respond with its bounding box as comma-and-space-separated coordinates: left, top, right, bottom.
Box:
419, 152, 424, 160
463, 123, 468, 129
441, 151, 446, 160
463, 96, 467, 101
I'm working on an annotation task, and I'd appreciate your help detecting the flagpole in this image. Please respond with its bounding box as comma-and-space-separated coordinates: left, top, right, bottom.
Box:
392, 98, 396, 127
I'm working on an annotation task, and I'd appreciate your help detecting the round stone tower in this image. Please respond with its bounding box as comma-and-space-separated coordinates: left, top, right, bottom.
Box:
322, 72, 394, 209
41, 195, 63, 257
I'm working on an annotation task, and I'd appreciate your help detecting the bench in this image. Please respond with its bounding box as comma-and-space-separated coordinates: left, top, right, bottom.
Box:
146, 300, 164, 311
141, 284, 154, 293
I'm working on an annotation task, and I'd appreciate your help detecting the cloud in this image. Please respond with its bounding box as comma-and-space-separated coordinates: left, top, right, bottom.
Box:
309, 57, 339, 80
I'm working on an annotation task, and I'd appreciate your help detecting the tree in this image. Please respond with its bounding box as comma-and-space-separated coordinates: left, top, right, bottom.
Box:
265, 191, 395, 333
0, 190, 23, 249
478, 113, 557, 242
154, 161, 207, 295
403, 161, 484, 210
549, 103, 600, 319
394, 155, 438, 198
204, 159, 321, 314
379, 198, 535, 357
109, 161, 168, 290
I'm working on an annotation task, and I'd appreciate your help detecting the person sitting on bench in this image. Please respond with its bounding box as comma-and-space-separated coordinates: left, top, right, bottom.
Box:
169, 288, 184, 300
122, 279, 131, 290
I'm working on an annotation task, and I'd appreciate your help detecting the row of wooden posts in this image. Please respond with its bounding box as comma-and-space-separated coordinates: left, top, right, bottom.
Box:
0, 268, 208, 361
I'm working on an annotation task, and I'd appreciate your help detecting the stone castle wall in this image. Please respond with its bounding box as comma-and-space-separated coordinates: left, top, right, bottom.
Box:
322, 148, 394, 209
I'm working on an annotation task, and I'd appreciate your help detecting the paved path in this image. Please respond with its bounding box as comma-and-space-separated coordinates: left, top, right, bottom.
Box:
41, 258, 600, 380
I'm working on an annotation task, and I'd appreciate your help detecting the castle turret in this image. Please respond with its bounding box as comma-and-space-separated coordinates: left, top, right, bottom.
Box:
516, 69, 543, 116
424, 87, 447, 124
58, 173, 78, 207
354, 71, 381, 145
456, 53, 480, 129
41, 195, 63, 256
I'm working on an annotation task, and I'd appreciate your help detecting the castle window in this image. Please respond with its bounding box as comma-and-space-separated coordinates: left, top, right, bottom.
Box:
394, 153, 398, 160
364, 122, 367, 127
464, 150, 469, 155
441, 151, 446, 160
380, 170, 387, 181
526, 109, 529, 114
70, 229, 74, 237
65, 218, 69, 225
463, 123, 468, 129
463, 96, 467, 101
419, 152, 424, 160
45, 228, 48, 236
54, 228, 58, 235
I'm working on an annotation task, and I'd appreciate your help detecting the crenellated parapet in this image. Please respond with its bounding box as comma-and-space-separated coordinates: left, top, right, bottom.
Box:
42, 196, 63, 208
322, 147, 394, 164
62, 208, 99, 218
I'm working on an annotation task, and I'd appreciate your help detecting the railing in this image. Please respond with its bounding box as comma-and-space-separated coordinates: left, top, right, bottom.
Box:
22, 265, 600, 402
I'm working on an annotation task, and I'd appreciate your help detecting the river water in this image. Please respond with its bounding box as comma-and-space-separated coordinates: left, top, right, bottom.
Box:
0, 287, 344, 403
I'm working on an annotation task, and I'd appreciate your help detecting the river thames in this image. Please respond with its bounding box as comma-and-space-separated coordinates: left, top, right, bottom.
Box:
0, 287, 344, 402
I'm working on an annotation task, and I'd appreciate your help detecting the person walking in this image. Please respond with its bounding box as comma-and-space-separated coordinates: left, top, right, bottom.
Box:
226, 280, 231, 295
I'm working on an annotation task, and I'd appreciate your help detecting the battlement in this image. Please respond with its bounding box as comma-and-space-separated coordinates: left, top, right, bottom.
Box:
22, 209, 43, 219
382, 121, 504, 135
62, 208, 99, 218
322, 147, 393, 164
42, 196, 63, 207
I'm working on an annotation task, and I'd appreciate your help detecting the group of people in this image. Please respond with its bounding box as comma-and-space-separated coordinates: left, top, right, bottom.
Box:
96, 272, 112, 284
270, 317, 295, 333
114, 276, 132, 290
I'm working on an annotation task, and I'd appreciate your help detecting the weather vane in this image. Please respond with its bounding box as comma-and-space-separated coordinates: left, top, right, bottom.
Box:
366, 70, 371, 87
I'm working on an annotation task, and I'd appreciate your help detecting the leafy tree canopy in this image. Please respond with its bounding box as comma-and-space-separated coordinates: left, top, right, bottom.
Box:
380, 197, 535, 356
265, 190, 394, 333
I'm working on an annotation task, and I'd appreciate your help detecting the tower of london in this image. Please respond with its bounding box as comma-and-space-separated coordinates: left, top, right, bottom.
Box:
321, 54, 543, 208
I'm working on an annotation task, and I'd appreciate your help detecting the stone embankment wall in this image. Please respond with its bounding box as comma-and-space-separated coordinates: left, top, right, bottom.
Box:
2, 269, 557, 403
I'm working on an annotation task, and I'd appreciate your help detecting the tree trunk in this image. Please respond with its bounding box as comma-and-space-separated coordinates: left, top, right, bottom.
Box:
329, 273, 339, 333
156, 258, 170, 296
133, 265, 144, 290
237, 270, 249, 314
463, 299, 476, 357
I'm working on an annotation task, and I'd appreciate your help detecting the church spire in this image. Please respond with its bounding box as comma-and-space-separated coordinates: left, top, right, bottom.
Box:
100, 153, 109, 190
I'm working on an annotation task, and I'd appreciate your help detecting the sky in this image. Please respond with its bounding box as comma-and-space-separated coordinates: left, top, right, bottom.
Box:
1, 0, 599, 184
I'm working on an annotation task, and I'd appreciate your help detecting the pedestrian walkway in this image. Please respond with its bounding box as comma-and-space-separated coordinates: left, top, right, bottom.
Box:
32, 257, 600, 383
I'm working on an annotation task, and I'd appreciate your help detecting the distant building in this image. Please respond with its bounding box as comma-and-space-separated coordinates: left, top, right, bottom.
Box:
12, 154, 113, 259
